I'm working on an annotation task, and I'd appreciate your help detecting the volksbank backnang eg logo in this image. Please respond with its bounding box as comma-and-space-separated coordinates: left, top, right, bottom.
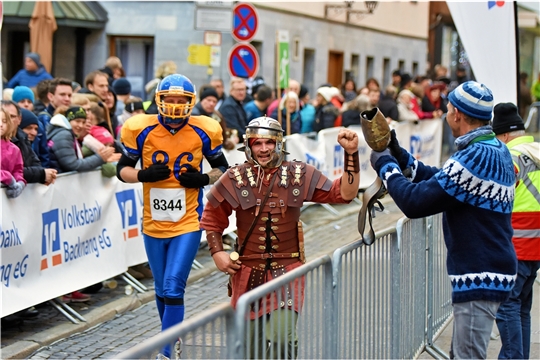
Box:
115, 189, 139, 240
41, 209, 62, 270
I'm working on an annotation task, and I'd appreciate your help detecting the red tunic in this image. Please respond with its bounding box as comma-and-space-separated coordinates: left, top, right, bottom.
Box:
201, 161, 349, 319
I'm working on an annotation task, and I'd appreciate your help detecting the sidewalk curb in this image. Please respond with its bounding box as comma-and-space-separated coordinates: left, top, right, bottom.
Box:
2, 265, 219, 360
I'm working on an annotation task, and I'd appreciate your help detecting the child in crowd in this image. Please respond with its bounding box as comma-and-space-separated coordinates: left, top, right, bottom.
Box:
0, 108, 26, 198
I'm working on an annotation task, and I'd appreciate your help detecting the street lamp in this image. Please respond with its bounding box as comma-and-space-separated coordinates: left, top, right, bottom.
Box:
324, 1, 378, 23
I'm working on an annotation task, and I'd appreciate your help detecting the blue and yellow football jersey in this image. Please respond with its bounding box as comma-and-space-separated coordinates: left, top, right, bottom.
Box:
121, 114, 223, 238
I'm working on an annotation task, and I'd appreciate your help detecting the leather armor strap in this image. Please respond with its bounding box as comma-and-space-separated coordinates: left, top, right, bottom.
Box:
237, 171, 279, 256
239, 252, 300, 260
345, 151, 360, 173
345, 151, 360, 185
207, 231, 224, 256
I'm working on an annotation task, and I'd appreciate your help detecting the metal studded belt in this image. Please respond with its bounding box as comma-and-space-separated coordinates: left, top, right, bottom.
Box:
239, 252, 300, 261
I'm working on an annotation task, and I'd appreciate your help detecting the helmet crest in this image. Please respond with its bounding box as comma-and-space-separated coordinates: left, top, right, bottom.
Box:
155, 74, 196, 125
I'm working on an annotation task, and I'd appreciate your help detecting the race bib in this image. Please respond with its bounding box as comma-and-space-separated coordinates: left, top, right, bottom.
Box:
150, 188, 186, 222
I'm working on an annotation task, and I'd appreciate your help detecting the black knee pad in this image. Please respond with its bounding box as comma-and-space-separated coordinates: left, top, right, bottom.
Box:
163, 297, 184, 306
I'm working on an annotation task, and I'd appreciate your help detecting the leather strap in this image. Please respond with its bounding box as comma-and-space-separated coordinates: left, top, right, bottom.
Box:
358, 177, 387, 245
344, 151, 360, 173
239, 252, 300, 260
207, 231, 224, 256
237, 171, 279, 256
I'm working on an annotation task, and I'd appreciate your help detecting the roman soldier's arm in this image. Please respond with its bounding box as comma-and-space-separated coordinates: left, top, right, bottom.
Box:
338, 129, 360, 200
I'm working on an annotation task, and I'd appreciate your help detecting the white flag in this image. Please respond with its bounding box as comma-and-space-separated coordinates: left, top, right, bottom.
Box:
447, 1, 517, 106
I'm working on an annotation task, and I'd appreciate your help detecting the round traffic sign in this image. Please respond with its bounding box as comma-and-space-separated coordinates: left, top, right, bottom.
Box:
232, 3, 258, 43
227, 43, 259, 79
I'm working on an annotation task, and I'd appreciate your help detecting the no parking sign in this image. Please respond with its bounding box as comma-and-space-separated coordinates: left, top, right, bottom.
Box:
232, 3, 258, 42
228, 43, 259, 79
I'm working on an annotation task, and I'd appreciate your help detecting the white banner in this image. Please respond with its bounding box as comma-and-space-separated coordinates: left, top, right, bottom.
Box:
447, 1, 517, 105
391, 119, 443, 168
1, 172, 128, 317
284, 120, 443, 189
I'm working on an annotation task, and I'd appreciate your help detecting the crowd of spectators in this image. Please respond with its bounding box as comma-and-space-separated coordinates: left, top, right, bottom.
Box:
4, 52, 535, 323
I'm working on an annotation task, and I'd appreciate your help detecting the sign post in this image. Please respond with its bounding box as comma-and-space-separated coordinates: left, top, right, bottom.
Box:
276, 30, 290, 131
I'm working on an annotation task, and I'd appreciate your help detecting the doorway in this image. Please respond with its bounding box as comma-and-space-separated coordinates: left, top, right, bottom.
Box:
327, 51, 344, 87
110, 36, 154, 99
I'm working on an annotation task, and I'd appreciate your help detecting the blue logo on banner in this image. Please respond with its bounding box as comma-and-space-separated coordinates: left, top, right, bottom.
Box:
115, 189, 139, 240
41, 209, 62, 270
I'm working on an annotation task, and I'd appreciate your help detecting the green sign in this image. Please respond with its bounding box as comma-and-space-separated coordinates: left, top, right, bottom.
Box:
278, 30, 289, 89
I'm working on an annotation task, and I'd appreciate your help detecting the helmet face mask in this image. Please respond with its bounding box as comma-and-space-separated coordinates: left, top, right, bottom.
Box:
244, 117, 286, 168
155, 74, 196, 125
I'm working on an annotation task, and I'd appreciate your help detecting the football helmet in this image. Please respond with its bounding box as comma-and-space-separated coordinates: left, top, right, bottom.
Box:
243, 116, 287, 168
155, 74, 196, 125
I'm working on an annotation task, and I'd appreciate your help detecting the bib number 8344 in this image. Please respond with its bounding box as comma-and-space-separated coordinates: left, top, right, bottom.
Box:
153, 199, 182, 211
149, 188, 186, 222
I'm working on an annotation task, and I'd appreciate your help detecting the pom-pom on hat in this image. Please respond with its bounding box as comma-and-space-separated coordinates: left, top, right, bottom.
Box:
447, 81, 494, 120
492, 102, 525, 135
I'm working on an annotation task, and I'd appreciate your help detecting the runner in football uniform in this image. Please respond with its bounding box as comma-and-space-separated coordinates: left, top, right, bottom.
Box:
117, 74, 228, 359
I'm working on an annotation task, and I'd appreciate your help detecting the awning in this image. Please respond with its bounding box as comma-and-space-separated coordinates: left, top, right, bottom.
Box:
3, 1, 108, 29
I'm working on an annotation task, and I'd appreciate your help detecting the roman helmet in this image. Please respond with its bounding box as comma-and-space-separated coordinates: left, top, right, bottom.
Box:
243, 116, 287, 168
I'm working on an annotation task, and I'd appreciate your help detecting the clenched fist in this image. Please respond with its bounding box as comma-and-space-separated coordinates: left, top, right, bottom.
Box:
337, 128, 359, 155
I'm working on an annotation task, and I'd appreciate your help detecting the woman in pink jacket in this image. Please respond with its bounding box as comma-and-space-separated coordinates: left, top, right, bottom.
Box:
1, 108, 26, 198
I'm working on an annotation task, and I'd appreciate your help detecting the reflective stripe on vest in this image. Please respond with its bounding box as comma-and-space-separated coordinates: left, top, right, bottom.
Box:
513, 229, 540, 238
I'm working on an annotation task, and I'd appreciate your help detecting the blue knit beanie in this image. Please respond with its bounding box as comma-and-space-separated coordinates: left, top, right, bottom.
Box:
26, 52, 42, 67
12, 86, 35, 103
19, 108, 39, 129
112, 78, 131, 95
448, 81, 494, 120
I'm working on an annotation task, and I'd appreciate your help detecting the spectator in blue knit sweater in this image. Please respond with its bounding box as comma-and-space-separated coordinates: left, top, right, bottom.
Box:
370, 81, 517, 359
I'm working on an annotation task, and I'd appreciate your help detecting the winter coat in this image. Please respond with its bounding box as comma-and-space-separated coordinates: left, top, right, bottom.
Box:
47, 115, 105, 173
11, 129, 45, 184
341, 109, 362, 128
7, 66, 53, 89
270, 108, 302, 135
219, 96, 248, 138
1, 139, 25, 186
313, 103, 339, 132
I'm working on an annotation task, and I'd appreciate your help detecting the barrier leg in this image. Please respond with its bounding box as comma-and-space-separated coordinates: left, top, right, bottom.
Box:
122, 273, 147, 293
321, 203, 340, 216
424, 344, 450, 359
191, 259, 204, 270
49, 298, 86, 324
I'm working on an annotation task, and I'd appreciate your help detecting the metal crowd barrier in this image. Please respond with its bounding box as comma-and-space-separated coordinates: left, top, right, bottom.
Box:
116, 215, 451, 359
116, 302, 237, 359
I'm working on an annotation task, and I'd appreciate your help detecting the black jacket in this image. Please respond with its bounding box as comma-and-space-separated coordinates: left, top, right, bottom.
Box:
378, 95, 399, 121
313, 103, 339, 132
219, 96, 247, 138
11, 129, 45, 184
341, 109, 361, 128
